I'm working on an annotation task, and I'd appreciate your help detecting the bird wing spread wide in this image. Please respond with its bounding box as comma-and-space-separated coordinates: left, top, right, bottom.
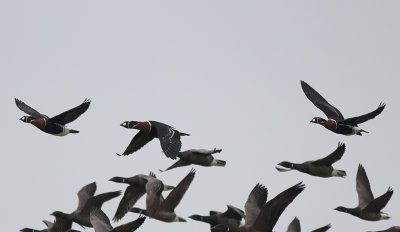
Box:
15, 98, 48, 119
156, 126, 182, 159
110, 216, 146, 232
310, 224, 331, 232
82, 191, 121, 216
113, 186, 146, 222
160, 169, 195, 212
356, 164, 374, 209
312, 142, 346, 166
162, 159, 191, 172
145, 178, 164, 217
363, 187, 393, 213
339, 103, 386, 125
77, 182, 97, 212
90, 207, 113, 232
120, 131, 153, 156
49, 99, 91, 125
252, 182, 304, 232
244, 183, 268, 228
301, 81, 344, 121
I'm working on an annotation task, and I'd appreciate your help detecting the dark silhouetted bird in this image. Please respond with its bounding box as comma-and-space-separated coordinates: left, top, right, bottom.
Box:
51, 182, 121, 228
129, 169, 196, 222
160, 148, 225, 171
301, 81, 385, 135
20, 227, 47, 232
211, 182, 305, 232
276, 142, 346, 178
20, 219, 81, 232
15, 98, 91, 136
109, 172, 174, 222
189, 205, 244, 230
45, 211, 74, 232
368, 227, 400, 232
286, 217, 331, 232
335, 164, 393, 221
118, 121, 189, 159
90, 207, 145, 232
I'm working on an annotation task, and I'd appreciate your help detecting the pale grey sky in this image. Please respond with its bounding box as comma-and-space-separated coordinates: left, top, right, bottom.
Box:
2, 1, 400, 232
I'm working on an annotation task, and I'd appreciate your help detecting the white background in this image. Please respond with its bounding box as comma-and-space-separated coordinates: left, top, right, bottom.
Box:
2, 1, 400, 232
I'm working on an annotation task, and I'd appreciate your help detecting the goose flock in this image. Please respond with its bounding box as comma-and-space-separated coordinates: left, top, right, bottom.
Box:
17, 80, 397, 232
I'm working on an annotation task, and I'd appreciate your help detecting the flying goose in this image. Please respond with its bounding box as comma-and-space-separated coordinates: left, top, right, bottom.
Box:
21, 224, 81, 232
301, 81, 385, 135
276, 142, 346, 178
20, 228, 47, 232
36, 211, 74, 232
286, 217, 331, 232
109, 172, 174, 222
368, 227, 400, 232
245, 182, 305, 232
118, 121, 189, 159
51, 182, 121, 227
129, 169, 196, 222
335, 164, 393, 221
90, 207, 145, 232
189, 205, 245, 229
160, 148, 226, 172
15, 98, 91, 136
40, 218, 81, 232
211, 182, 305, 232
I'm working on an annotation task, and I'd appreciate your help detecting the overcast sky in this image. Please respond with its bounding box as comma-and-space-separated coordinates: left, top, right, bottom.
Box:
2, 1, 400, 232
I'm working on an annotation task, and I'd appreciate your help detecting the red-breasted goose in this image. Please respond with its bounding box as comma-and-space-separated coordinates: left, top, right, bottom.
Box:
301, 81, 385, 136
15, 98, 91, 136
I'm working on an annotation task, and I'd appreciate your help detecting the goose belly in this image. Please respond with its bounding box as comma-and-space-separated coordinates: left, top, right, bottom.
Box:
44, 123, 66, 136
334, 124, 356, 135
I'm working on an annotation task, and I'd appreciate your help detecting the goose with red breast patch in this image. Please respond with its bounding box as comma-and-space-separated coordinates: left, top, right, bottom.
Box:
15, 98, 91, 136
301, 81, 385, 135
118, 121, 189, 159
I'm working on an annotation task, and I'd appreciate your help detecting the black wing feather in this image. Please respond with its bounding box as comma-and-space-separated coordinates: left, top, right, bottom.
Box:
82, 191, 121, 217
301, 81, 344, 121
52, 215, 73, 232
49, 99, 91, 125
252, 182, 305, 232
312, 142, 346, 166
15, 98, 47, 119
113, 186, 146, 222
111, 216, 146, 232
160, 169, 196, 212
118, 131, 154, 156
150, 121, 183, 159
311, 224, 331, 232
363, 187, 393, 213
340, 103, 386, 125
286, 217, 301, 232
157, 127, 182, 159
161, 159, 191, 172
